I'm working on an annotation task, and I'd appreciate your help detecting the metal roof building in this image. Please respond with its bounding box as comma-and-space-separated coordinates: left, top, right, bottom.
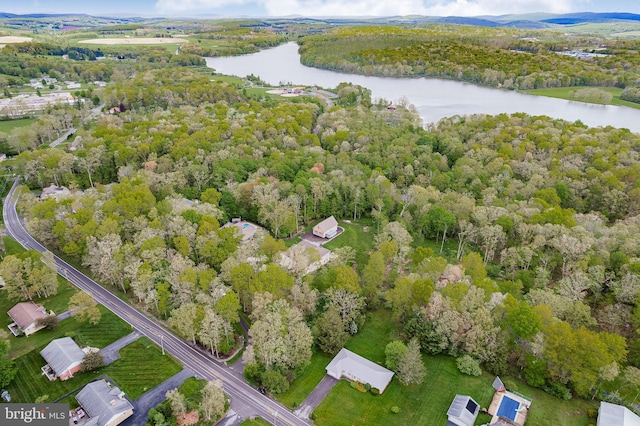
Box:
598, 402, 640, 426
76, 380, 134, 426
40, 337, 85, 380
325, 348, 394, 393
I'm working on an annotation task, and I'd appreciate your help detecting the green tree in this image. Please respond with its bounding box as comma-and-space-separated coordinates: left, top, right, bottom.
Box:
316, 306, 349, 355
200, 380, 226, 422
507, 302, 541, 340
362, 251, 385, 303
0, 340, 17, 388
81, 351, 105, 372
397, 339, 426, 386
68, 291, 102, 325
331, 266, 360, 294
385, 340, 408, 372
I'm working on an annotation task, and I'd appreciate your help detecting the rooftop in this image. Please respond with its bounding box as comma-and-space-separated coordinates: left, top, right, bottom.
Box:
7, 301, 49, 329
40, 337, 85, 377
326, 348, 394, 392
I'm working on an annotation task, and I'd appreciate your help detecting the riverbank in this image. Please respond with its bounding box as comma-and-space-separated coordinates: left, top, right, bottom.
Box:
524, 86, 640, 110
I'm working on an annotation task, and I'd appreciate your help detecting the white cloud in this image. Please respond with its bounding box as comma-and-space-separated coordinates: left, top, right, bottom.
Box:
155, 0, 578, 16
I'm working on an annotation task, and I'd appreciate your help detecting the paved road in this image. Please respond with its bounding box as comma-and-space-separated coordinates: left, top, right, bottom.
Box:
3, 180, 310, 426
49, 128, 76, 148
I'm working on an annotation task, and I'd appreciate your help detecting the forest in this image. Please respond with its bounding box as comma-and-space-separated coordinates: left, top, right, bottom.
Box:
298, 25, 640, 90
0, 17, 640, 422
0, 54, 637, 411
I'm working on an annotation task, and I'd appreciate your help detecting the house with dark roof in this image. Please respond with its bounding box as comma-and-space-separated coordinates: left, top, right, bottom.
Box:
40, 337, 85, 381
312, 216, 338, 239
325, 348, 394, 393
76, 380, 134, 426
7, 301, 51, 336
597, 401, 640, 426
447, 394, 480, 426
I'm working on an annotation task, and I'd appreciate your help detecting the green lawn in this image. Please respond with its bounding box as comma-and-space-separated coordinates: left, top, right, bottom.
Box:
7, 348, 102, 403
8, 336, 182, 403
312, 309, 596, 426
324, 221, 376, 271
102, 337, 183, 399
240, 418, 271, 426
524, 86, 640, 110
0, 118, 37, 133
277, 351, 333, 408
7, 305, 133, 360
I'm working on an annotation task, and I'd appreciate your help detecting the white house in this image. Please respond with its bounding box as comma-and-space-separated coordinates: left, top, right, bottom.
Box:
7, 301, 51, 336
447, 394, 480, 426
597, 402, 640, 426
325, 348, 394, 393
313, 216, 338, 239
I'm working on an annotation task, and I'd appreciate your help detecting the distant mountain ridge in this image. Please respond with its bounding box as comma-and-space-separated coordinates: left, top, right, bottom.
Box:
0, 11, 639, 28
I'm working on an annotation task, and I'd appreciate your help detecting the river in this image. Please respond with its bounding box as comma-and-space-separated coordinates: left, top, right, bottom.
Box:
206, 42, 640, 132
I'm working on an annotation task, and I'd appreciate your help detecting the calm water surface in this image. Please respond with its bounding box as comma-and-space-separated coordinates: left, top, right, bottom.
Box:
206, 43, 640, 133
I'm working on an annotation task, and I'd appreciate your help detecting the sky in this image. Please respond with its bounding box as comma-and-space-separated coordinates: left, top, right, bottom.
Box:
3, 0, 640, 18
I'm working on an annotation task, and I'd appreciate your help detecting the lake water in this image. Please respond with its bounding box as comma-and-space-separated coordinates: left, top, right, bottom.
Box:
206, 42, 640, 132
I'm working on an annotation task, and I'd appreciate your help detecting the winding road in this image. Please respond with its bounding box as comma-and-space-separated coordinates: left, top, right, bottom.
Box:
3, 179, 310, 426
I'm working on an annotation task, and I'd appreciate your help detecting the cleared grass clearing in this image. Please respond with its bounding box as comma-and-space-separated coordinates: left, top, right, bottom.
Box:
103, 337, 182, 399
277, 351, 333, 408
524, 86, 640, 110
312, 309, 596, 426
8, 337, 182, 403
0, 118, 37, 133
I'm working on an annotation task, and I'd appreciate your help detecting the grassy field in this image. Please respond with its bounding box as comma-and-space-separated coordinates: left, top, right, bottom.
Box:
0, 118, 37, 133
102, 337, 183, 399
278, 352, 333, 408
6, 305, 133, 360
324, 221, 376, 271
240, 418, 271, 426
524, 86, 640, 110
312, 309, 596, 426
8, 336, 182, 403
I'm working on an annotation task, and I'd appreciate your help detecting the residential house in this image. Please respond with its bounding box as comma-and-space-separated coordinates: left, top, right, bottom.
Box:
325, 348, 394, 393
40, 337, 85, 381
312, 216, 338, 239
221, 218, 262, 242
597, 401, 640, 426
65, 81, 81, 89
40, 184, 71, 201
447, 394, 480, 426
7, 301, 51, 336
76, 380, 134, 426
279, 240, 333, 275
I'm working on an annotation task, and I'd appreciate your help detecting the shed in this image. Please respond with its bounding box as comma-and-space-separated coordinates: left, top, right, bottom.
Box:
447, 394, 480, 426
325, 348, 394, 393
597, 401, 640, 426
312, 216, 338, 239
40, 337, 85, 380
76, 380, 134, 426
